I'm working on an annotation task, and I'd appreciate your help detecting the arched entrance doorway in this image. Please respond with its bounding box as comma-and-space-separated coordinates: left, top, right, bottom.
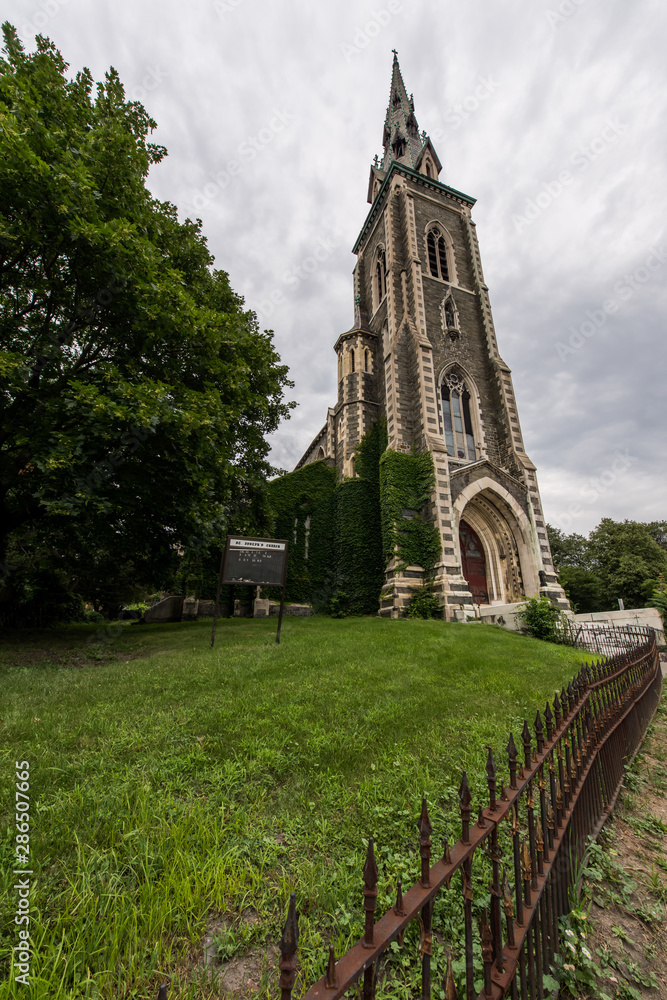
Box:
453, 477, 538, 604
459, 519, 489, 604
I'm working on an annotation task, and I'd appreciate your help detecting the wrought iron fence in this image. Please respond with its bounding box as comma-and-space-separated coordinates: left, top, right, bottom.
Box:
553, 618, 651, 657
151, 624, 661, 1000
275, 625, 661, 1000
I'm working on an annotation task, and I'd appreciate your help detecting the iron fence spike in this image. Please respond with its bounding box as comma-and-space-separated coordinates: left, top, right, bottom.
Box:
458, 770, 471, 807
280, 892, 298, 954
444, 956, 458, 1000
418, 796, 433, 838
486, 745, 497, 779
394, 879, 406, 916
363, 837, 378, 888
522, 719, 532, 769
561, 684, 568, 716
279, 892, 299, 1000
325, 944, 337, 989
507, 731, 518, 762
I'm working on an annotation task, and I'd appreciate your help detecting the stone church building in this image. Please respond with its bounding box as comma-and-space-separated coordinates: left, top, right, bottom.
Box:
295, 54, 568, 619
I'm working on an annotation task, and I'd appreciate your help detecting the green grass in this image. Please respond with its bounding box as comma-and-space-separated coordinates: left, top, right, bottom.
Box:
0, 616, 593, 999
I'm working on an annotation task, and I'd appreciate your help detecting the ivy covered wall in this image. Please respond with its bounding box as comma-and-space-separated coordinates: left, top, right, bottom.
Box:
331, 421, 387, 615
265, 460, 336, 609
379, 449, 441, 576
265, 423, 443, 615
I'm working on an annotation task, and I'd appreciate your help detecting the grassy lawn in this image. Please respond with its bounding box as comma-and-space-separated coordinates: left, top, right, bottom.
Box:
0, 616, 593, 999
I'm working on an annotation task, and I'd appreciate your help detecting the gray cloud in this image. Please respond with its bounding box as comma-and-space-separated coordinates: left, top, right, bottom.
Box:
6, 0, 666, 534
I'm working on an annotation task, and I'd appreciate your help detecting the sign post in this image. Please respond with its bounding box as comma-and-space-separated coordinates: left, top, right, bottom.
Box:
210, 536, 289, 647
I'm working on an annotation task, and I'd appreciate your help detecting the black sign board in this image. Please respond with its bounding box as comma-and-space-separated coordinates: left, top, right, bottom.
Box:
222, 536, 289, 587
211, 536, 290, 647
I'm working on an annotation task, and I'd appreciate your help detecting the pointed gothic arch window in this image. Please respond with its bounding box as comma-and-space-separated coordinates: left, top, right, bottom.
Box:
350, 348, 355, 373
426, 226, 450, 281
374, 246, 387, 312
441, 371, 477, 461
425, 162, 432, 178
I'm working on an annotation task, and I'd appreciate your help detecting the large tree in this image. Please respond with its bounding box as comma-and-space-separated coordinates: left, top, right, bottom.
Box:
0, 26, 292, 612
587, 518, 667, 611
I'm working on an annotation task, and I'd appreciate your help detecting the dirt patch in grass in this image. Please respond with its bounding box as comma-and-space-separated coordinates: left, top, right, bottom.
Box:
576, 695, 667, 999
193, 910, 278, 997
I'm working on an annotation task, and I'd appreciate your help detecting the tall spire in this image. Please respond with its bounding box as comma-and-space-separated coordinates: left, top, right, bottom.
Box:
381, 50, 424, 170
367, 52, 442, 204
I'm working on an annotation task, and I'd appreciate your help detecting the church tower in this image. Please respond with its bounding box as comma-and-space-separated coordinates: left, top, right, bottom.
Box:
297, 53, 568, 619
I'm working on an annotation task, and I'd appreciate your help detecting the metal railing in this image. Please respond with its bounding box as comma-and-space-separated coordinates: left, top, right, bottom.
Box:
275, 625, 661, 1000
149, 625, 661, 1000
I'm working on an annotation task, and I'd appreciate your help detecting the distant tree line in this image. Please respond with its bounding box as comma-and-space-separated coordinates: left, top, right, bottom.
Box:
546, 518, 667, 616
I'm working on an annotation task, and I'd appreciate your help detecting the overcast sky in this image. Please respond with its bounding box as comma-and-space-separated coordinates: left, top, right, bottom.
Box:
7, 0, 667, 535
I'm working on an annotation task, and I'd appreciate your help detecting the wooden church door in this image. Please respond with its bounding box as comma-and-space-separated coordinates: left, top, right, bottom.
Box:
459, 520, 489, 604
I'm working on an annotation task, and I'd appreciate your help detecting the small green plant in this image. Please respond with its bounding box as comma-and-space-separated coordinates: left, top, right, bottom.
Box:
514, 594, 568, 643
405, 587, 441, 620
552, 912, 604, 996
616, 982, 643, 1000
83, 609, 105, 623
328, 590, 350, 618
611, 924, 634, 945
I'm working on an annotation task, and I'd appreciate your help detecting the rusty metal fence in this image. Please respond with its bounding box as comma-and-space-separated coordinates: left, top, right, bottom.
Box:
275, 625, 662, 1000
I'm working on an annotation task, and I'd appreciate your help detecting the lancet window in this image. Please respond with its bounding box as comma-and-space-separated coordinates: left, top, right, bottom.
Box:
375, 246, 387, 307
426, 226, 450, 281
441, 371, 477, 461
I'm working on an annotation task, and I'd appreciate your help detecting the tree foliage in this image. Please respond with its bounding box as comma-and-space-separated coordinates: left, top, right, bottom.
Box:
0, 25, 293, 617
588, 518, 667, 610
547, 518, 667, 614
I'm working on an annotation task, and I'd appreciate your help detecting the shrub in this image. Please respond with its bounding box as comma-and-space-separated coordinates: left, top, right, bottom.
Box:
514, 594, 567, 642
649, 574, 667, 629
406, 588, 441, 620
83, 610, 105, 624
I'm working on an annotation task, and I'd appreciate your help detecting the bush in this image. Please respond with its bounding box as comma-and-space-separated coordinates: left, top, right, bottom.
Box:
649, 574, 667, 629
83, 610, 105, 624
329, 591, 351, 618
514, 594, 567, 642
406, 588, 441, 620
